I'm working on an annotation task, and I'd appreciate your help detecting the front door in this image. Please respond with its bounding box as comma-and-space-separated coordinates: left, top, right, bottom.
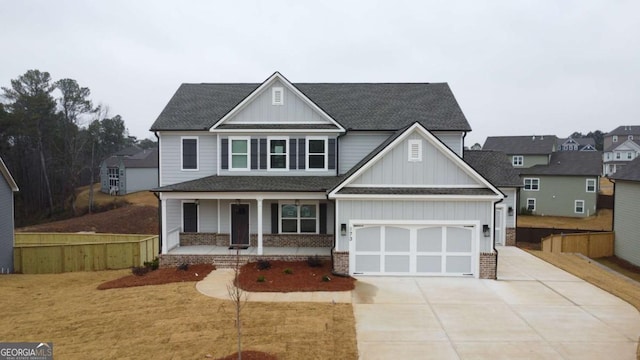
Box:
231, 204, 250, 246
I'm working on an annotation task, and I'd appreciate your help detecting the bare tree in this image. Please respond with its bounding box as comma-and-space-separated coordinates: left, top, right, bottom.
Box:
226, 225, 248, 360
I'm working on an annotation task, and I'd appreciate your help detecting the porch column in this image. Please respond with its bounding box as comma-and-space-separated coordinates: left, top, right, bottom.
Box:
257, 197, 263, 255
161, 198, 167, 254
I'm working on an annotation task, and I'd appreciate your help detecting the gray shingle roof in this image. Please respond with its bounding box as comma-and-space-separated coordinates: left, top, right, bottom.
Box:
611, 157, 640, 182
557, 137, 595, 147
337, 187, 496, 196
104, 148, 158, 168
154, 175, 343, 192
463, 150, 522, 187
606, 125, 640, 136
604, 139, 640, 152
216, 124, 338, 130
483, 135, 557, 155
150, 82, 471, 132
519, 151, 602, 176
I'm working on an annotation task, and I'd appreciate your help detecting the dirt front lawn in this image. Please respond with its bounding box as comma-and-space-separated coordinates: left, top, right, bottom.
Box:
517, 209, 612, 231
0, 271, 357, 359
97, 264, 215, 290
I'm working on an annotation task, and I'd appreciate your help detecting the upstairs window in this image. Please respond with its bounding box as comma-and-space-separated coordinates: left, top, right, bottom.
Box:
408, 139, 422, 162
512, 155, 523, 167
628, 152, 633, 160
272, 87, 284, 105
613, 135, 618, 143
586, 179, 596, 192
629, 135, 634, 140
268, 137, 288, 170
307, 137, 328, 170
616, 152, 621, 159
524, 178, 539, 191
181, 137, 198, 170
230, 137, 250, 170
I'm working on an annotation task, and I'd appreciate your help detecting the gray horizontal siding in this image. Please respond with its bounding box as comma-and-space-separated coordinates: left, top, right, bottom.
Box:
499, 187, 518, 228
338, 132, 391, 174
519, 175, 597, 217
159, 132, 217, 186
125, 168, 158, 193
0, 177, 14, 272
614, 181, 640, 266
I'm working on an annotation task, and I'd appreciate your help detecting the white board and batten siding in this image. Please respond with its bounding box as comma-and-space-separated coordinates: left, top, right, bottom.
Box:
225, 79, 332, 126
614, 181, 640, 266
158, 132, 217, 186
500, 187, 518, 228
431, 131, 464, 157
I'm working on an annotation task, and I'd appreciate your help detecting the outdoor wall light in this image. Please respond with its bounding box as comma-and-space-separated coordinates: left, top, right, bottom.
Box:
340, 223, 347, 236
508, 206, 514, 216
194, 199, 200, 206
482, 224, 490, 237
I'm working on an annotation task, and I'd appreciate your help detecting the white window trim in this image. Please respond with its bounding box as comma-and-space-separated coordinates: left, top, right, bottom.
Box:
629, 135, 634, 140
228, 136, 251, 171
527, 198, 536, 212
267, 136, 289, 171
306, 136, 328, 171
524, 178, 540, 191
408, 139, 423, 162
613, 135, 618, 142
575, 200, 585, 214
616, 152, 621, 159
272, 87, 284, 105
586, 179, 596, 193
181, 136, 199, 171
278, 201, 319, 234
628, 152, 633, 160
512, 155, 523, 167
181, 200, 199, 232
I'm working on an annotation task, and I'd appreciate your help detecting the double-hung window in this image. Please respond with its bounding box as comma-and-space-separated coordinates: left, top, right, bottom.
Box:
182, 137, 198, 170
229, 137, 250, 170
616, 152, 621, 159
586, 179, 596, 192
280, 203, 317, 233
575, 200, 585, 214
306, 137, 328, 170
524, 178, 539, 191
512, 155, 523, 167
268, 137, 288, 170
527, 198, 536, 211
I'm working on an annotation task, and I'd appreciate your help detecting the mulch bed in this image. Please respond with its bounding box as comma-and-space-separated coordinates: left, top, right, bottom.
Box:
237, 260, 355, 292
215, 351, 277, 360
97, 264, 215, 290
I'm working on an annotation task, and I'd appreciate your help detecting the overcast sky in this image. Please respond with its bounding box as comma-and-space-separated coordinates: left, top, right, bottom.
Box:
1, 1, 639, 146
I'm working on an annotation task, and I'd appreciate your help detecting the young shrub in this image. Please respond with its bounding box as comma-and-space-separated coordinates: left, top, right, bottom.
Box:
143, 257, 160, 271
307, 255, 323, 268
177, 263, 189, 271
322, 275, 331, 282
131, 266, 150, 276
257, 275, 266, 283
256, 259, 271, 270
283, 268, 293, 275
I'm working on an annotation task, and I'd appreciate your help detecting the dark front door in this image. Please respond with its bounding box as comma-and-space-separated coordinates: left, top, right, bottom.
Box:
231, 204, 250, 246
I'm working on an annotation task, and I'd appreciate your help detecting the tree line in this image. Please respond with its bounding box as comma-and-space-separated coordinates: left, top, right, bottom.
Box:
0, 69, 155, 226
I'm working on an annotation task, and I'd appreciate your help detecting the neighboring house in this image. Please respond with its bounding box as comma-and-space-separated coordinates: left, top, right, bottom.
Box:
0, 156, 19, 273
602, 125, 640, 176
150, 72, 505, 279
464, 150, 522, 246
100, 147, 158, 195
611, 157, 640, 266
556, 136, 596, 151
518, 152, 601, 217
483, 135, 557, 168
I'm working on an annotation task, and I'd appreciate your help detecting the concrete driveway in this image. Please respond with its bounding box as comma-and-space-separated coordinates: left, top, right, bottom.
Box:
352, 246, 640, 359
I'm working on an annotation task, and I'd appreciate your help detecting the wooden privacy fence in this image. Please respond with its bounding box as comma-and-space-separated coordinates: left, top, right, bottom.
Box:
541, 232, 614, 258
14, 233, 159, 274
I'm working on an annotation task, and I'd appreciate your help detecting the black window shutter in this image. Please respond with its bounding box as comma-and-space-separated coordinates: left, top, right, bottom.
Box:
298, 138, 306, 169
221, 138, 228, 169
271, 203, 279, 234
319, 203, 327, 234
259, 139, 267, 170
328, 138, 336, 170
250, 138, 258, 169
289, 138, 297, 170
183, 203, 198, 232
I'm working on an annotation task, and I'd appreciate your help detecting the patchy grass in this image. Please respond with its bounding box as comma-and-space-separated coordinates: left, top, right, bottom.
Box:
527, 250, 640, 312
0, 271, 357, 359
517, 209, 612, 231
595, 257, 640, 283
600, 177, 614, 195
74, 183, 158, 211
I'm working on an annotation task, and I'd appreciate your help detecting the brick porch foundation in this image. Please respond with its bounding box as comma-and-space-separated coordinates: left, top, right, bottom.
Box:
479, 252, 497, 279
505, 228, 516, 246
332, 250, 349, 275
179, 233, 332, 247
159, 254, 331, 269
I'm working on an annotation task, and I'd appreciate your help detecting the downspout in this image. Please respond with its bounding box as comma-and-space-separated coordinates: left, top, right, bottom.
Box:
492, 198, 504, 280
331, 130, 350, 277
154, 131, 162, 255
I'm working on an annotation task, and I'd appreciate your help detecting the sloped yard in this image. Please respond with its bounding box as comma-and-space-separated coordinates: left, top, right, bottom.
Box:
0, 270, 357, 359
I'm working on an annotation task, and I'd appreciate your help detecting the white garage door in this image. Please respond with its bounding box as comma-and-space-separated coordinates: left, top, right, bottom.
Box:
351, 224, 476, 276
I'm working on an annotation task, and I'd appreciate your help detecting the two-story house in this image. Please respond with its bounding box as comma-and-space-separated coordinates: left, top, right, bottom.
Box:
0, 156, 19, 273
556, 137, 596, 151
484, 135, 601, 218
99, 146, 159, 195
151, 72, 505, 279
611, 157, 640, 267
602, 125, 640, 176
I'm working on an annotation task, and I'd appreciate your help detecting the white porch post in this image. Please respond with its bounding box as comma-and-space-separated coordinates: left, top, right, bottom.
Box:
161, 198, 167, 254
257, 197, 263, 255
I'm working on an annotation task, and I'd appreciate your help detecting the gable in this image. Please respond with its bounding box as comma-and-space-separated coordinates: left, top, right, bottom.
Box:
613, 140, 640, 152
0, 157, 18, 192
330, 123, 502, 198
210, 72, 344, 132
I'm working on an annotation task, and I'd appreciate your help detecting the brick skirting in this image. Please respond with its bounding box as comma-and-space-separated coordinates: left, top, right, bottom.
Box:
332, 250, 349, 275
505, 228, 516, 246
159, 253, 331, 269
180, 232, 333, 248
479, 252, 497, 279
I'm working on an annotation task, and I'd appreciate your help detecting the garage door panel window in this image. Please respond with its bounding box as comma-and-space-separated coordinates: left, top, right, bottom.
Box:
355, 227, 381, 252
355, 255, 380, 272
417, 256, 441, 273
386, 255, 410, 272
446, 227, 473, 252
417, 227, 442, 252
385, 227, 410, 252
446, 256, 472, 273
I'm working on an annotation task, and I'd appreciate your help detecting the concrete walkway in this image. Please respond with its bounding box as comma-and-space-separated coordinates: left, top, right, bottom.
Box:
196, 246, 640, 359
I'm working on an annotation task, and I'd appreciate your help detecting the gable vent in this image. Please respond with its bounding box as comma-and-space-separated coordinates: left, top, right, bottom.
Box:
408, 139, 422, 162
272, 87, 283, 105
